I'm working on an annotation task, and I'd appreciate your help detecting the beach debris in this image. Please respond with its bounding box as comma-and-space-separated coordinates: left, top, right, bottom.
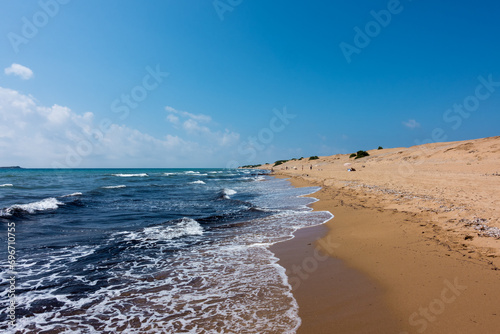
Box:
481, 172, 500, 176
459, 218, 500, 239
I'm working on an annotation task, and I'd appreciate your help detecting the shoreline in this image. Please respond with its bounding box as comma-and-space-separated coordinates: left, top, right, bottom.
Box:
265, 137, 500, 333
270, 177, 401, 333
271, 174, 500, 333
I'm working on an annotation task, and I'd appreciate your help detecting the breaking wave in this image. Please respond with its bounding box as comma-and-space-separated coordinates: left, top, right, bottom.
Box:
1, 198, 63, 217
120, 218, 203, 243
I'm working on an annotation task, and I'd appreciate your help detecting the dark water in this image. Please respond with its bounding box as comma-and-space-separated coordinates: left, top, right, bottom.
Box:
0, 168, 332, 333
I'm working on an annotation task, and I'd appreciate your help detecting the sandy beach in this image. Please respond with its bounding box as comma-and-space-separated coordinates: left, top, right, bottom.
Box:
265, 136, 500, 333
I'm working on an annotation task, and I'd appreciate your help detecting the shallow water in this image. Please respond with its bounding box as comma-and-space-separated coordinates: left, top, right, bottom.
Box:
0, 168, 331, 333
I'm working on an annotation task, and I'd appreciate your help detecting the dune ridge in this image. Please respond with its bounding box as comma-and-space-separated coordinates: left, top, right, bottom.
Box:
263, 136, 500, 267
259, 136, 500, 333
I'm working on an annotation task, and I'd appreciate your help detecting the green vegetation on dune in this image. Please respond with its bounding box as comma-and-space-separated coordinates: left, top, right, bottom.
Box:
350, 150, 370, 159
274, 160, 289, 166
240, 164, 262, 168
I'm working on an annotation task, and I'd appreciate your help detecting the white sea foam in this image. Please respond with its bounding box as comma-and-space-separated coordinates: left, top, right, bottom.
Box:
2, 174, 332, 333
124, 218, 203, 242
163, 172, 177, 176
1, 197, 63, 216
221, 188, 237, 199
190, 180, 206, 185
61, 192, 83, 197
0, 183, 13, 187
112, 173, 148, 177
102, 185, 126, 189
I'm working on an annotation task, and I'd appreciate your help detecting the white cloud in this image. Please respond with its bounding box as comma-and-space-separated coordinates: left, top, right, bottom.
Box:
165, 105, 211, 123
166, 105, 239, 147
0, 87, 241, 167
166, 113, 179, 124
4, 63, 34, 80
402, 119, 420, 129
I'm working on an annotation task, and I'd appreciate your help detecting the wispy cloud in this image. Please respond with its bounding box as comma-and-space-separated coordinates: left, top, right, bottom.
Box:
402, 119, 420, 129
165, 105, 239, 147
0, 87, 240, 167
4, 63, 34, 80
165, 105, 211, 123
166, 113, 179, 124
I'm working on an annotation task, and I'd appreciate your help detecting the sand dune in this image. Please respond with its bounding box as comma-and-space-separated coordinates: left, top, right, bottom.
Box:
258, 136, 500, 333
263, 136, 500, 266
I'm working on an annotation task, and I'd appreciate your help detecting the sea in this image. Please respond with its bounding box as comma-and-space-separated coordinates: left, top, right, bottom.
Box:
0, 168, 332, 333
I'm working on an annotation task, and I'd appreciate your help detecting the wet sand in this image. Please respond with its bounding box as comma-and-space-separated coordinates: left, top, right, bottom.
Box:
266, 137, 500, 333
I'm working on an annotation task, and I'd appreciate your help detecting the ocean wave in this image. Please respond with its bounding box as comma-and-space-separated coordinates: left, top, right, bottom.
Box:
61, 192, 83, 197
112, 173, 148, 177
190, 180, 206, 185
1, 197, 64, 217
163, 172, 177, 176
0, 183, 13, 187
184, 171, 208, 176
102, 185, 126, 189
220, 188, 237, 199
123, 218, 203, 242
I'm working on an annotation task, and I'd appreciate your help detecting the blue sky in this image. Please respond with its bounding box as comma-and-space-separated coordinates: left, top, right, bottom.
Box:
1, 0, 499, 168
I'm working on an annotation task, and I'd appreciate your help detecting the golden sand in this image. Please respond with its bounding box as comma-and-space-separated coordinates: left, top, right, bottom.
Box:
264, 136, 500, 333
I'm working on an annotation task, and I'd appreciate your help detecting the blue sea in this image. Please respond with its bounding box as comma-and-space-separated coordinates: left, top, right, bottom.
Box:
0, 168, 332, 333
